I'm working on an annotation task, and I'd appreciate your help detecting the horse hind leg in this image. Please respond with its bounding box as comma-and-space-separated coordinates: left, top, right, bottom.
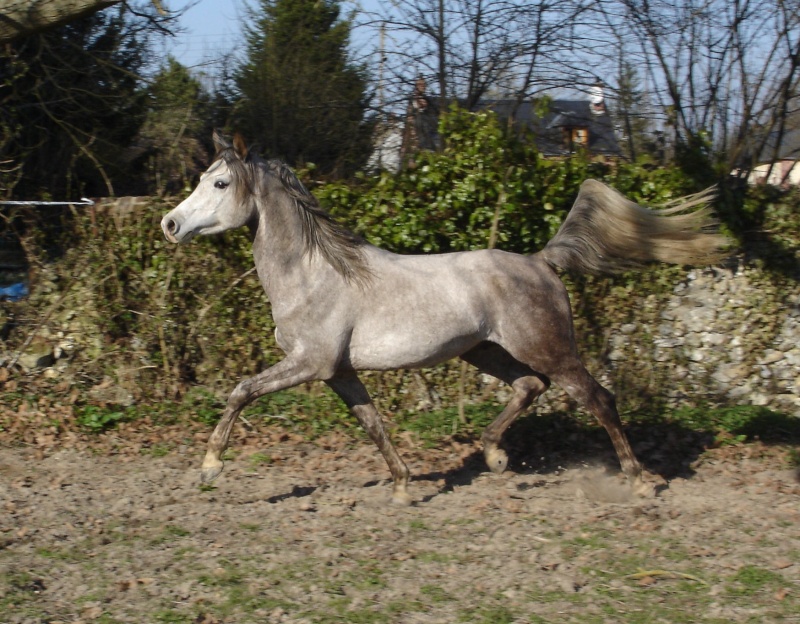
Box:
326, 372, 412, 505
549, 362, 649, 495
482, 375, 549, 474
461, 343, 550, 474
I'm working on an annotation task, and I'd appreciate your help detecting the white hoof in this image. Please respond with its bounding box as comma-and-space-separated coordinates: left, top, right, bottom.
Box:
200, 455, 224, 483
485, 447, 508, 474
631, 475, 656, 498
391, 486, 413, 506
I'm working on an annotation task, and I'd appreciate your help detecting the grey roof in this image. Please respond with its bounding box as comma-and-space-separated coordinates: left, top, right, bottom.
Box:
477, 99, 622, 156
407, 95, 623, 158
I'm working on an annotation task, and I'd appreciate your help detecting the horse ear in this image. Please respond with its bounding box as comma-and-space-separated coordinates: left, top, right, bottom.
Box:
233, 133, 250, 160
212, 130, 230, 154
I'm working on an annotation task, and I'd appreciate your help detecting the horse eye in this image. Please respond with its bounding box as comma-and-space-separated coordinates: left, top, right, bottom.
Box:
214, 180, 229, 189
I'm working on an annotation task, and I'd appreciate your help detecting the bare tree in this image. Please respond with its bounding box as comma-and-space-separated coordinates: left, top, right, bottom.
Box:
360, 0, 593, 116
597, 0, 800, 174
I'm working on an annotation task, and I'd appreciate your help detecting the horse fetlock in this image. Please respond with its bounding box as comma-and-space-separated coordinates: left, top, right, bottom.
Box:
484, 446, 508, 474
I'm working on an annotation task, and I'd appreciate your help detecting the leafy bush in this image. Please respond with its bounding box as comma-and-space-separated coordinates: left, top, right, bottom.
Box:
317, 106, 603, 255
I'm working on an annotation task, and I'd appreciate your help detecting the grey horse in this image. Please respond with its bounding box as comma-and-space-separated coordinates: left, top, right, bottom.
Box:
161, 133, 726, 504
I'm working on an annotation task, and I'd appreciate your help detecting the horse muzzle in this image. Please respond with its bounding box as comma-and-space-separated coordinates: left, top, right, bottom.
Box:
161, 215, 183, 244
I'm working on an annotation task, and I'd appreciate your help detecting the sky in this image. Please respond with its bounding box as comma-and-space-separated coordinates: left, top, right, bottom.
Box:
164, 0, 247, 73
164, 0, 378, 75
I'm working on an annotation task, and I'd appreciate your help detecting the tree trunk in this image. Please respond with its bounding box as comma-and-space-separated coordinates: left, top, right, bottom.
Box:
0, 0, 121, 43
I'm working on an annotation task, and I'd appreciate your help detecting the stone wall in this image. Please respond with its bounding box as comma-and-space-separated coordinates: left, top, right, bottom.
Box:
603, 261, 799, 416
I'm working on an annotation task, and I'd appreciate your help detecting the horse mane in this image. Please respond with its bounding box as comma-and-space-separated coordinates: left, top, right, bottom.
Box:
217, 146, 371, 285
268, 160, 372, 285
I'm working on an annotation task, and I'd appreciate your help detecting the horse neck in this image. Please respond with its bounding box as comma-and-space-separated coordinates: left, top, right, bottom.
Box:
250, 187, 332, 299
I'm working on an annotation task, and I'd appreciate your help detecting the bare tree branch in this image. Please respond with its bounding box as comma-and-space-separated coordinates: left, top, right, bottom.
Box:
0, 0, 121, 43
0, 0, 174, 43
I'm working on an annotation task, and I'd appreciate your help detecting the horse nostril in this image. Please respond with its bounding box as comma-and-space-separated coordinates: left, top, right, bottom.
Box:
167, 219, 178, 235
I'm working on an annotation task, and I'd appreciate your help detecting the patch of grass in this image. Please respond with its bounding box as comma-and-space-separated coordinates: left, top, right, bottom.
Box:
727, 565, 785, 596
240, 523, 261, 532
196, 562, 297, 619
153, 610, 194, 623
197, 565, 243, 588
75, 405, 133, 432
0, 570, 46, 614
183, 387, 224, 426
656, 405, 800, 443
383, 599, 426, 617
420, 584, 453, 603
150, 524, 191, 545
142, 443, 172, 457
352, 567, 387, 591
311, 603, 393, 624
242, 387, 355, 438
164, 525, 190, 538
173, 546, 197, 559
247, 451, 273, 467
408, 518, 430, 531
568, 532, 610, 550
35, 546, 73, 560
460, 604, 516, 624
341, 609, 393, 623
394, 401, 500, 446
416, 550, 455, 564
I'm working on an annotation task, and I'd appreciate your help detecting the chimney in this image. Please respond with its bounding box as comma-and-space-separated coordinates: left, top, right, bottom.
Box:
414, 77, 428, 111
590, 79, 606, 115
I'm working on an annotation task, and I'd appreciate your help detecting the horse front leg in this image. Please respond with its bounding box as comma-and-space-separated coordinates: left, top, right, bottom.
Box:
326, 373, 412, 506
201, 357, 318, 483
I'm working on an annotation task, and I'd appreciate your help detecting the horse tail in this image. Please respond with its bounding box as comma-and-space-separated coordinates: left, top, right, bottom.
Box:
539, 179, 729, 275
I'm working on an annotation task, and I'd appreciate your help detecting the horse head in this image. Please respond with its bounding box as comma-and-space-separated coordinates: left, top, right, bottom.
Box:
161, 132, 255, 243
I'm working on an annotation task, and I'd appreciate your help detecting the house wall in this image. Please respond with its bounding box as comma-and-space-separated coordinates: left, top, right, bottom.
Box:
747, 160, 800, 186
367, 125, 403, 174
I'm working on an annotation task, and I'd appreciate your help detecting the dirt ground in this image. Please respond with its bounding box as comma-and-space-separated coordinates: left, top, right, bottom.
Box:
1, 426, 799, 624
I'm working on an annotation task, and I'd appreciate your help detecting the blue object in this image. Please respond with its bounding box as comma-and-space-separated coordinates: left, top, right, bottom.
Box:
0, 282, 28, 301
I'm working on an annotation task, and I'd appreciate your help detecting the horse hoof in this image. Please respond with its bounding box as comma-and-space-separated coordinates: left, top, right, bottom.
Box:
200, 462, 224, 484
391, 489, 413, 506
485, 448, 508, 474
632, 477, 656, 498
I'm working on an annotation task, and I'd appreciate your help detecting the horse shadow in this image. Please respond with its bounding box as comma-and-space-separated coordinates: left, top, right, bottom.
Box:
259, 408, 799, 505
266, 484, 317, 504
408, 408, 800, 503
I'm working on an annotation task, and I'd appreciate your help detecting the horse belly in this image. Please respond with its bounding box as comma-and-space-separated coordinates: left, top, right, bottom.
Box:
346, 320, 481, 371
